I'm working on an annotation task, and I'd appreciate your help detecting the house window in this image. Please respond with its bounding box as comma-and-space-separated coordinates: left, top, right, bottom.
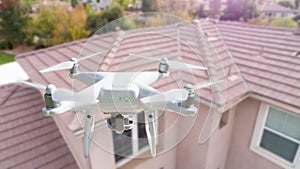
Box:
251, 103, 300, 169
113, 112, 152, 167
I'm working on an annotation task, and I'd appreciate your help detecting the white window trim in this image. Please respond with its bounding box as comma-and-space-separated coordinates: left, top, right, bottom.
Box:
250, 102, 300, 169
115, 111, 159, 168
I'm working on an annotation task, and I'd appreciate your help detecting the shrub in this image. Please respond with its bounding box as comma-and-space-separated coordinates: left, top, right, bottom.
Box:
270, 17, 297, 28
31, 3, 90, 47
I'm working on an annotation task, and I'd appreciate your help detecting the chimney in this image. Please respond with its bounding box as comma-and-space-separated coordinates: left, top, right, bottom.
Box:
296, 20, 300, 35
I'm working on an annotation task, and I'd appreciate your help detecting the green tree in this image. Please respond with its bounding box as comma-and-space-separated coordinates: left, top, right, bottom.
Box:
142, 0, 158, 12
221, 0, 259, 21
0, 0, 29, 47
278, 0, 295, 9
86, 4, 125, 34
209, 0, 221, 18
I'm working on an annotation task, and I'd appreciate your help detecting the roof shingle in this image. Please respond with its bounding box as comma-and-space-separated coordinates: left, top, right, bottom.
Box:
0, 84, 79, 169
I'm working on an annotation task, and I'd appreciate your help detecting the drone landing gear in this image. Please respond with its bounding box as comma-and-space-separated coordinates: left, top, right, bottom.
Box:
107, 114, 134, 134
84, 111, 95, 158
144, 109, 157, 157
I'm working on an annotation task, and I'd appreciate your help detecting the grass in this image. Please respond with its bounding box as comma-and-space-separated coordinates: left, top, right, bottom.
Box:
0, 52, 15, 65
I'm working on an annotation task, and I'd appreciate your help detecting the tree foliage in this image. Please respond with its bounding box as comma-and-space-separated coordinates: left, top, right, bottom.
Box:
31, 4, 89, 47
142, 0, 158, 12
86, 4, 125, 34
71, 0, 78, 8
278, 0, 295, 9
248, 17, 270, 26
294, 14, 300, 21
220, 0, 259, 21
113, 0, 129, 9
0, 0, 29, 47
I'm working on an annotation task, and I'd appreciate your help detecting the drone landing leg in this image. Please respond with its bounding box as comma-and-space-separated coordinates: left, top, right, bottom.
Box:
144, 109, 157, 157
84, 111, 95, 158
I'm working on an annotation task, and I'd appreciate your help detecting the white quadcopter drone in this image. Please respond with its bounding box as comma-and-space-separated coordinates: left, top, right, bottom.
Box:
19, 52, 222, 158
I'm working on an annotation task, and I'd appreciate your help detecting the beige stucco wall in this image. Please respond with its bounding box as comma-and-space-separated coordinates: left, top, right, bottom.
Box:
53, 115, 92, 169
53, 114, 116, 169
225, 98, 283, 169
205, 107, 236, 169
176, 104, 237, 169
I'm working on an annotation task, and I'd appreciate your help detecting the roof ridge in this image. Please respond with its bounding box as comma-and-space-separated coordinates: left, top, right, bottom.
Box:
0, 84, 19, 108
16, 38, 88, 59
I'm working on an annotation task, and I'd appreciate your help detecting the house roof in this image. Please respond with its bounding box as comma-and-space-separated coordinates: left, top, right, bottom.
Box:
15, 19, 300, 111
0, 84, 79, 169
202, 21, 300, 108
259, 4, 298, 13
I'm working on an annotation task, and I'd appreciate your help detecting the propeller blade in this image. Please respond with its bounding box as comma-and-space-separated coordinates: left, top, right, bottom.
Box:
18, 80, 46, 90
141, 89, 189, 104
52, 89, 74, 102
195, 80, 224, 89
129, 53, 160, 61
40, 61, 74, 73
168, 60, 207, 70
40, 52, 101, 73
84, 111, 95, 158
144, 109, 157, 157
129, 53, 207, 70
78, 51, 101, 61
199, 109, 222, 143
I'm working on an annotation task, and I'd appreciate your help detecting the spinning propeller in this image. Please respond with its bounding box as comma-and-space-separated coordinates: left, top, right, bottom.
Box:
40, 51, 101, 73
141, 80, 223, 104
18, 80, 73, 102
129, 53, 207, 70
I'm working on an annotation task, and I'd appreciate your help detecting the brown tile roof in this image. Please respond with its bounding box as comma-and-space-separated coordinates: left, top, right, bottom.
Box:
0, 84, 79, 169
203, 21, 300, 108
16, 20, 300, 110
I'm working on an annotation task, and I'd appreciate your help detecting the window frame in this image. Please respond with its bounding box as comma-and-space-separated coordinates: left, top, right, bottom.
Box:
115, 111, 158, 168
250, 102, 300, 169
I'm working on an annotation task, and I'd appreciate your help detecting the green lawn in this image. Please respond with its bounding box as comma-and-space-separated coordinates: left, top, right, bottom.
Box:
0, 52, 15, 65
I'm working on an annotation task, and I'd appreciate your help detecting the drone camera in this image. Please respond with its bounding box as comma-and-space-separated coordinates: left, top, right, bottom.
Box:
107, 114, 134, 134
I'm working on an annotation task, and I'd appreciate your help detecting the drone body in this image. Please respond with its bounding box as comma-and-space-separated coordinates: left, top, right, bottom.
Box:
19, 52, 222, 158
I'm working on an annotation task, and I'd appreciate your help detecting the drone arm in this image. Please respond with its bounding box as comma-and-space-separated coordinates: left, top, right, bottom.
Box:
42, 101, 75, 116
134, 72, 169, 86
83, 110, 95, 158
70, 72, 108, 86
144, 109, 157, 157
